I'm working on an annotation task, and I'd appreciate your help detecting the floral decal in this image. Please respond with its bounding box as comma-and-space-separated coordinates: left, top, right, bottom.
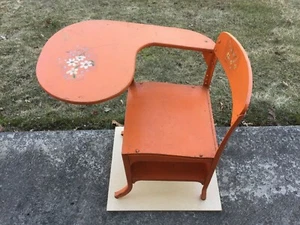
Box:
225, 40, 239, 70
59, 47, 95, 79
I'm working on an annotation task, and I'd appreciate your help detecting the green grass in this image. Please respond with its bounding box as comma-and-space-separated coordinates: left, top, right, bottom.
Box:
1, 0, 300, 131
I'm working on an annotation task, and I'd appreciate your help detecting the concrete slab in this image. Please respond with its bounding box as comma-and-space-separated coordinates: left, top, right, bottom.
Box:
0, 127, 300, 224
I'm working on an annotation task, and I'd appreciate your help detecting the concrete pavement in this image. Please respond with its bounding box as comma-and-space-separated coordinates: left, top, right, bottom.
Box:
0, 127, 299, 224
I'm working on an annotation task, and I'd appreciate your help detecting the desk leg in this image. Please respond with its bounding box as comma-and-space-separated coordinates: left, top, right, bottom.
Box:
114, 155, 133, 198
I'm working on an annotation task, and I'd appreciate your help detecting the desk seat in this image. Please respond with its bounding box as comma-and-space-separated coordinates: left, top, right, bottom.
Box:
123, 82, 218, 158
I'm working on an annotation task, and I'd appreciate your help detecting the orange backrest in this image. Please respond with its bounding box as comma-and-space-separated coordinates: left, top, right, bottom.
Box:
214, 32, 253, 125
203, 32, 253, 174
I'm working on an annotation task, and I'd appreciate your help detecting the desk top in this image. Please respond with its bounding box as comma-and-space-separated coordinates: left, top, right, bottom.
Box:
36, 20, 215, 104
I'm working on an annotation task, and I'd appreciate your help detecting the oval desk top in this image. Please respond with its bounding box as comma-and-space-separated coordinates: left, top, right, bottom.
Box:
36, 20, 215, 104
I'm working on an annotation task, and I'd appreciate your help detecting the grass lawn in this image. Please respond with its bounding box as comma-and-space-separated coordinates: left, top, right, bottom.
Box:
1, 0, 300, 131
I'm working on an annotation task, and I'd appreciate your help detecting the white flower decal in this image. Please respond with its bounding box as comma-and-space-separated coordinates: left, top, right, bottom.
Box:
60, 48, 95, 79
66, 58, 78, 67
80, 60, 93, 69
75, 55, 86, 61
66, 67, 78, 76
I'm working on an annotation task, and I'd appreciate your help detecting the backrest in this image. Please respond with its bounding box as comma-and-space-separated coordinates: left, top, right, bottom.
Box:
203, 32, 253, 176
214, 32, 253, 125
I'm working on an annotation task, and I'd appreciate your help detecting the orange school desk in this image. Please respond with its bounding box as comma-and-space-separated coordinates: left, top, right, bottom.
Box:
36, 20, 252, 200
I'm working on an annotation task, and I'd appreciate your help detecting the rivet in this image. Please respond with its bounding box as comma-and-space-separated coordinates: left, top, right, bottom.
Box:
199, 154, 203, 158
135, 149, 140, 153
